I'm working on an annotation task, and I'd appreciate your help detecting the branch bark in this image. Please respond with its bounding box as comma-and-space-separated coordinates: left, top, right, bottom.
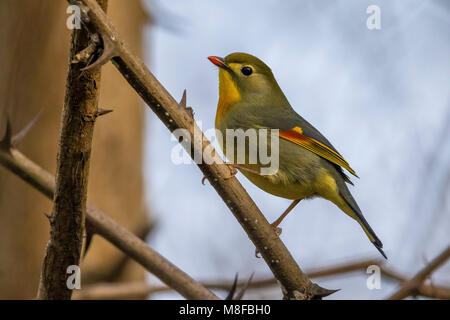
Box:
36, 0, 108, 300
0, 137, 217, 300
71, 0, 332, 299
388, 245, 450, 300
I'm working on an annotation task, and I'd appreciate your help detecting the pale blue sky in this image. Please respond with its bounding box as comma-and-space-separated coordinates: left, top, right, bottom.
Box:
142, 0, 450, 299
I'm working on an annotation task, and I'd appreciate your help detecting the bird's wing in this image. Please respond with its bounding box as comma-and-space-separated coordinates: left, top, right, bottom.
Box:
223, 104, 358, 179
278, 126, 358, 178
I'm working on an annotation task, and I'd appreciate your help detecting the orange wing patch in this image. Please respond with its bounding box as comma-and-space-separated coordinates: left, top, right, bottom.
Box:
279, 126, 358, 177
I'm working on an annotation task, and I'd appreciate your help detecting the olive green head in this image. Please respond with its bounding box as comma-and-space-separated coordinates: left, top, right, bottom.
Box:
208, 52, 289, 111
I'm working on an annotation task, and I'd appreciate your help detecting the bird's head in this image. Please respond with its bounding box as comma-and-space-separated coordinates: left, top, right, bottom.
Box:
208, 52, 288, 114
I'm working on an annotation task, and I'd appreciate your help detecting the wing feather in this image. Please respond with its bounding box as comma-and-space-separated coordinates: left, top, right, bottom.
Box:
279, 126, 358, 177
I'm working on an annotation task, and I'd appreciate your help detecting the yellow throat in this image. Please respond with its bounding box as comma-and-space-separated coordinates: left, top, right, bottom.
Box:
215, 67, 241, 127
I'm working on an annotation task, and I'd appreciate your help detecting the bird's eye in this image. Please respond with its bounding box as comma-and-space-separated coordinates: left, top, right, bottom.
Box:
241, 66, 253, 76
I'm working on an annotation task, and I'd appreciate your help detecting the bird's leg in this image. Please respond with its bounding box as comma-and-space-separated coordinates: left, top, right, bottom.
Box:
203, 161, 262, 184
255, 199, 301, 258
202, 163, 259, 185
224, 163, 261, 180
270, 199, 301, 235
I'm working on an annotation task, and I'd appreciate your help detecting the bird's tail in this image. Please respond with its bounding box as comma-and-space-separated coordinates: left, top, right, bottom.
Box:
338, 184, 387, 259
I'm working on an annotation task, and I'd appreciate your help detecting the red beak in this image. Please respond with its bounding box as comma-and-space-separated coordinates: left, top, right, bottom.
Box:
208, 56, 231, 71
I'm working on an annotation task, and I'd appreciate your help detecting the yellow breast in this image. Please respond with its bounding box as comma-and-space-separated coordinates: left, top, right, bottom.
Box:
215, 69, 241, 128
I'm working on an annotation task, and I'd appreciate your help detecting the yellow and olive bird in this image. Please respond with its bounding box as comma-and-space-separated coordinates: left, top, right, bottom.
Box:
208, 52, 386, 259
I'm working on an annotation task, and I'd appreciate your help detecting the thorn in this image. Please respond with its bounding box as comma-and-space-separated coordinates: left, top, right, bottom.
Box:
310, 284, 340, 300
179, 89, 187, 108
83, 231, 94, 258
96, 108, 113, 117
225, 273, 239, 300
178, 89, 194, 118
11, 111, 42, 147
81, 32, 117, 71
201, 176, 208, 186
234, 272, 255, 300
0, 115, 12, 150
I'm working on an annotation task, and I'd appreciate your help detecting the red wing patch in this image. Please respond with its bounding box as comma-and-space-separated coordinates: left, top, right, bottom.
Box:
279, 126, 358, 177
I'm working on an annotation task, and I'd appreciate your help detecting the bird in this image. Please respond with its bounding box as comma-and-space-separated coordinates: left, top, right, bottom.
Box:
208, 52, 386, 259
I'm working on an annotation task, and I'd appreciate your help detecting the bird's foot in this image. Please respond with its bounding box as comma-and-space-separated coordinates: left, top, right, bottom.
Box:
224, 163, 263, 180
201, 163, 238, 185
272, 225, 283, 237
224, 163, 239, 180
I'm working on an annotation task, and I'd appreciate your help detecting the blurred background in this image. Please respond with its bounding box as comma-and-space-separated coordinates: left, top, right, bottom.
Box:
143, 0, 450, 299
0, 0, 448, 299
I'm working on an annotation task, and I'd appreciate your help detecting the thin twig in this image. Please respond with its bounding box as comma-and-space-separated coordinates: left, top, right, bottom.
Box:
0, 145, 218, 300
70, 0, 331, 299
388, 245, 450, 300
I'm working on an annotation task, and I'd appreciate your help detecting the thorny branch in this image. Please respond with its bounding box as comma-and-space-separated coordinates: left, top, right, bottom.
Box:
1, 0, 445, 301
68, 0, 332, 299
0, 120, 218, 300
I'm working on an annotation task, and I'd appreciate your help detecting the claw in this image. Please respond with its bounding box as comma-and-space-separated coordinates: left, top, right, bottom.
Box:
81, 32, 117, 71
224, 164, 238, 180
201, 176, 208, 185
225, 163, 261, 179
